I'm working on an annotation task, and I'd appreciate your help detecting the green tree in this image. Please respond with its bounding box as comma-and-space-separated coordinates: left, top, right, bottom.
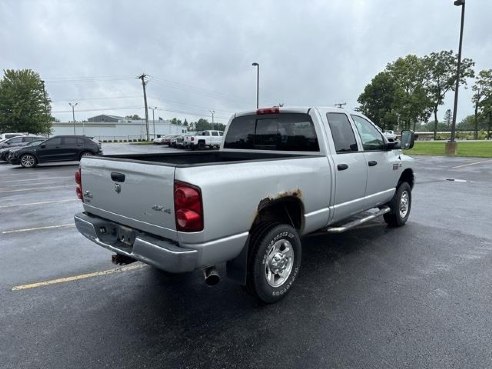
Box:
386, 55, 433, 131
357, 71, 398, 130
423, 51, 474, 140
443, 109, 452, 127
0, 69, 53, 134
472, 69, 492, 139
194, 118, 210, 131
170, 117, 182, 125
125, 114, 142, 120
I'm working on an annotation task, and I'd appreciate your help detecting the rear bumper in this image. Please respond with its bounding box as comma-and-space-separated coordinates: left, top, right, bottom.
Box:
74, 212, 197, 273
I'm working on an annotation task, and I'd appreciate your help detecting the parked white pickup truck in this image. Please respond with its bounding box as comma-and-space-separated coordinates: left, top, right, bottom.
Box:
75, 107, 415, 303
184, 130, 223, 150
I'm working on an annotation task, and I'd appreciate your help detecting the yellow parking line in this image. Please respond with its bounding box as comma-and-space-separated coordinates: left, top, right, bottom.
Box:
2, 223, 75, 234
11, 263, 147, 291
0, 185, 73, 193
0, 199, 77, 208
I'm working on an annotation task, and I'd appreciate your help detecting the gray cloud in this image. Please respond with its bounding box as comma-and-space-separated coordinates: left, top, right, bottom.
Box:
1, 0, 490, 123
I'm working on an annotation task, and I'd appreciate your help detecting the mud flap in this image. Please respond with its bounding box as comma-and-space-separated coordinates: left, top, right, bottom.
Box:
225, 235, 250, 285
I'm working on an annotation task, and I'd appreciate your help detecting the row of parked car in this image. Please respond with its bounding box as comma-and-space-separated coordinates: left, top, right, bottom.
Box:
153, 130, 224, 150
0, 134, 102, 168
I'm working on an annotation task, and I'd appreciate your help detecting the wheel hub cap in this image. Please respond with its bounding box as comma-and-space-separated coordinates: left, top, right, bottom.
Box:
264, 239, 294, 288
399, 191, 409, 218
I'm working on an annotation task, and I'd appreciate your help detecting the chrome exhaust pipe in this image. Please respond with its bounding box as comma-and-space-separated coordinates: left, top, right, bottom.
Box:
203, 266, 220, 286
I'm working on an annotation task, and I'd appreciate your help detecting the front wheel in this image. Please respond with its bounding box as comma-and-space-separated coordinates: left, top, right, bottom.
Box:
247, 223, 302, 304
384, 182, 412, 227
20, 154, 37, 168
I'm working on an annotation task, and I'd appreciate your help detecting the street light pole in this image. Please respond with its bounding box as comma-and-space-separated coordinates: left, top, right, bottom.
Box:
447, 0, 465, 155
210, 110, 215, 124
149, 106, 157, 139
69, 102, 78, 135
252, 62, 259, 108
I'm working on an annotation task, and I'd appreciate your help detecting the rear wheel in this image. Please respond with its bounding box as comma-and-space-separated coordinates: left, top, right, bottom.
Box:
198, 140, 205, 150
384, 182, 412, 227
246, 223, 301, 304
20, 154, 37, 168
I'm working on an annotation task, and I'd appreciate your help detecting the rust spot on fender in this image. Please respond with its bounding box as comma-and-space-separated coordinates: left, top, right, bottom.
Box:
257, 188, 303, 212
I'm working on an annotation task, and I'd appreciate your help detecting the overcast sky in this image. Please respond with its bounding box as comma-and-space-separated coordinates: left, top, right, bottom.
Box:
1, 0, 491, 124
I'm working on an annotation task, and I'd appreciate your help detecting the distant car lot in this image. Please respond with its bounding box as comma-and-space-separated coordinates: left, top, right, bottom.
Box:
1, 144, 491, 369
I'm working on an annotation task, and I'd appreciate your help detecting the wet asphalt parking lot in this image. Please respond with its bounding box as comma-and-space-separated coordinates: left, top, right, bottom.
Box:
1, 144, 491, 369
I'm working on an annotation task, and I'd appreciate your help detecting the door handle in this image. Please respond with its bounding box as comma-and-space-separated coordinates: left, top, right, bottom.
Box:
337, 164, 349, 171
111, 172, 125, 182
368, 161, 378, 166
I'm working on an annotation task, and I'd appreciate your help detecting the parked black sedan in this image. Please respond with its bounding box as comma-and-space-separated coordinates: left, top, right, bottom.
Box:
9, 135, 102, 168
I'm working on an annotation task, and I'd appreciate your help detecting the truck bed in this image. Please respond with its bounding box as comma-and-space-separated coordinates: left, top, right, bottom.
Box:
97, 150, 319, 167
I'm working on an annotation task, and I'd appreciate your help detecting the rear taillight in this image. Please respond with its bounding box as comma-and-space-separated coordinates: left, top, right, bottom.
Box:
174, 181, 203, 232
256, 107, 280, 115
75, 167, 83, 201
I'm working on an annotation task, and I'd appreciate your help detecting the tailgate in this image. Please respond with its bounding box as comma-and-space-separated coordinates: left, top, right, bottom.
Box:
80, 157, 177, 241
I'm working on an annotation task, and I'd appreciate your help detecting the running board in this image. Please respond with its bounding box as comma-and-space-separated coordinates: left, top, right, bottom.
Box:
325, 207, 391, 233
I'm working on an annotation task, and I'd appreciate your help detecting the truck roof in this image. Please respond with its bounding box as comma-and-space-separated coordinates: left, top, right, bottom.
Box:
233, 106, 360, 118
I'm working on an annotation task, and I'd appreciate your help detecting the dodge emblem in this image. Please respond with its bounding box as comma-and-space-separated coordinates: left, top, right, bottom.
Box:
114, 183, 121, 193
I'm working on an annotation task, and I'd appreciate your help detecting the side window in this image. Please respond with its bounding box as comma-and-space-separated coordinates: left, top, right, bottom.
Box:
211, 131, 218, 136
351, 115, 385, 151
326, 113, 358, 153
9, 137, 23, 144
63, 137, 77, 145
219, 132, 223, 136
77, 138, 85, 145
45, 137, 62, 146
203, 131, 210, 136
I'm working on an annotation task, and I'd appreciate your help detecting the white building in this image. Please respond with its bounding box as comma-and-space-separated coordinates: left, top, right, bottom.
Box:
51, 115, 187, 142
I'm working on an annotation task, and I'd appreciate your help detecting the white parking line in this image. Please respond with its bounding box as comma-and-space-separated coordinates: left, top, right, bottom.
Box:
11, 263, 147, 291
0, 199, 77, 209
2, 223, 75, 234
0, 185, 73, 193
452, 160, 492, 169
1, 176, 72, 183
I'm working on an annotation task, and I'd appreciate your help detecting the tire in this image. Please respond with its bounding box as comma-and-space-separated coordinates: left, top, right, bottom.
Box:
20, 154, 37, 168
246, 223, 302, 304
383, 182, 412, 227
198, 141, 205, 150
79, 151, 93, 160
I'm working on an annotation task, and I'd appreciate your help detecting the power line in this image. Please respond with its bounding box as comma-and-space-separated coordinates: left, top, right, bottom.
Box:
52, 106, 144, 113
44, 76, 133, 83
51, 106, 230, 121
52, 95, 141, 103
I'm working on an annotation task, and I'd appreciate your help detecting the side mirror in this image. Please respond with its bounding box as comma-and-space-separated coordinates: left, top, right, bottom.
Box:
40, 144, 46, 149
400, 130, 415, 150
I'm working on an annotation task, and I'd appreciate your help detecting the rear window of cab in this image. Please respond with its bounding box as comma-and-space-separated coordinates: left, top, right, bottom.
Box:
224, 113, 319, 151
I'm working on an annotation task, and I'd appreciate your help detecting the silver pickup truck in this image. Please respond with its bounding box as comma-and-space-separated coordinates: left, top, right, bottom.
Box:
75, 107, 415, 303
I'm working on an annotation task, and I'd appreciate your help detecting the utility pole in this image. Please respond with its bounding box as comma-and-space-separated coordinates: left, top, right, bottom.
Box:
210, 110, 215, 124
137, 73, 150, 141
69, 102, 78, 135
334, 102, 347, 109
